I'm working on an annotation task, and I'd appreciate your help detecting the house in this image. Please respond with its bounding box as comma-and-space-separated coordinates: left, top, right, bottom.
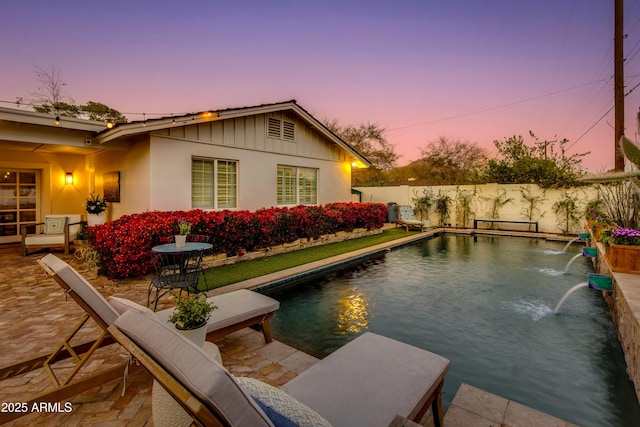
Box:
0, 100, 370, 244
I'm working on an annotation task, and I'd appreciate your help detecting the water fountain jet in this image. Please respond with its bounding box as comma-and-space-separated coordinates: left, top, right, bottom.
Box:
562, 237, 580, 252
553, 282, 588, 314
563, 253, 583, 274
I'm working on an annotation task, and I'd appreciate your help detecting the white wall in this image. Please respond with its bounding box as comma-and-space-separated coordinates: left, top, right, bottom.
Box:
354, 183, 598, 234
149, 135, 352, 212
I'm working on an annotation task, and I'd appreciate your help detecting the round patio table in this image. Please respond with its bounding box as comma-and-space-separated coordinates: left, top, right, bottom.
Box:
149, 242, 213, 310
151, 242, 212, 254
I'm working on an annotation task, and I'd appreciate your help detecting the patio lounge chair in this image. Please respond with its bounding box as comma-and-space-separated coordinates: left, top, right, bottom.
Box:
1, 254, 279, 424
109, 309, 451, 427
396, 205, 429, 231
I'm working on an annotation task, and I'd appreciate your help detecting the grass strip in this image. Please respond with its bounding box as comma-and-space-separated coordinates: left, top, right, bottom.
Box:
201, 227, 418, 289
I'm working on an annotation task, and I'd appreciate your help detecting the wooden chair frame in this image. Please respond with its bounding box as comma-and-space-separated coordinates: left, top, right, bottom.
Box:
0, 260, 134, 425
108, 324, 226, 427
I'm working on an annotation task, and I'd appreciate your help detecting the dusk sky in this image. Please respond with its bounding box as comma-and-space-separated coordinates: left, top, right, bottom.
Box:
2, 1, 639, 172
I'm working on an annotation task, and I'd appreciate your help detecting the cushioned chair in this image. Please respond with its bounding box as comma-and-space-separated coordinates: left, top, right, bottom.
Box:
109, 309, 450, 427
21, 214, 85, 256
396, 206, 429, 232
38, 254, 279, 347
1, 254, 279, 424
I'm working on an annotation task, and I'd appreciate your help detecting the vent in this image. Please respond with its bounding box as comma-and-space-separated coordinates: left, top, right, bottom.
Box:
267, 117, 281, 138
283, 121, 295, 140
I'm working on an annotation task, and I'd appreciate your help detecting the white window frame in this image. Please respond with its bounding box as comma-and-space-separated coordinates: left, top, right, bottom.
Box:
192, 157, 238, 209
277, 165, 317, 205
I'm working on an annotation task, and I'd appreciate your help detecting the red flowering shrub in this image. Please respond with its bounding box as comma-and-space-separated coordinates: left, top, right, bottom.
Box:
89, 203, 387, 279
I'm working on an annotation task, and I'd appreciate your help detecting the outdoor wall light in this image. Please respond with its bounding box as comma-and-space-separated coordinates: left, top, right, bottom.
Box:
55, 115, 60, 126
65, 172, 74, 185
106, 119, 114, 129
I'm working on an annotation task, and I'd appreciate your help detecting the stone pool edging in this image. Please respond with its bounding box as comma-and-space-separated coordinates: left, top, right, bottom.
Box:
591, 238, 640, 401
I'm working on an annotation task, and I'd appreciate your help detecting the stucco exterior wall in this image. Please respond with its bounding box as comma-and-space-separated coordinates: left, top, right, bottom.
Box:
0, 151, 84, 216
354, 184, 598, 234
149, 134, 352, 212
87, 138, 151, 220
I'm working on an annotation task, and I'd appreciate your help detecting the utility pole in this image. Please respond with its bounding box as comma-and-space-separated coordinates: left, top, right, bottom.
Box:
615, 0, 625, 171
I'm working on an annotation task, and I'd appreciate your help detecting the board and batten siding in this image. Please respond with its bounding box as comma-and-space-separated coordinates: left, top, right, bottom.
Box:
157, 112, 346, 162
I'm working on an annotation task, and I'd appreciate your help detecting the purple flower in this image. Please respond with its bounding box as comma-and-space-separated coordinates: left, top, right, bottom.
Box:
610, 227, 640, 246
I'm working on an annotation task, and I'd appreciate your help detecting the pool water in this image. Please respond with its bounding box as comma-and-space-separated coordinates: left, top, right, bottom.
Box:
264, 235, 640, 427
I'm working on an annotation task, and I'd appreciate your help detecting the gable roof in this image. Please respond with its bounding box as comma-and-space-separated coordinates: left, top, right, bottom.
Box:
94, 100, 370, 167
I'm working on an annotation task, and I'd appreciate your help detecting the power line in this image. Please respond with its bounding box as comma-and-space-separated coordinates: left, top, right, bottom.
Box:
386, 79, 607, 132
565, 104, 614, 151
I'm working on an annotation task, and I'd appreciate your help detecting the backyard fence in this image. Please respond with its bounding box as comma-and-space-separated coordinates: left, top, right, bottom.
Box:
354, 183, 598, 235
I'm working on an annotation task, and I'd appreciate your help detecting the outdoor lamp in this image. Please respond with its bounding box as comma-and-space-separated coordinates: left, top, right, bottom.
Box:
55, 115, 60, 126
65, 172, 73, 185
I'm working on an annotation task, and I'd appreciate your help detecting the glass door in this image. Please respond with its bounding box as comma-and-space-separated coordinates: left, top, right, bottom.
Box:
0, 170, 38, 243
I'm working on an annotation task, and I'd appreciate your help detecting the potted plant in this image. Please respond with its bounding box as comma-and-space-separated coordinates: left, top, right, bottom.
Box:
73, 226, 88, 246
85, 193, 108, 226
591, 216, 613, 242
168, 294, 216, 346
175, 220, 191, 248
606, 227, 640, 274
584, 198, 604, 229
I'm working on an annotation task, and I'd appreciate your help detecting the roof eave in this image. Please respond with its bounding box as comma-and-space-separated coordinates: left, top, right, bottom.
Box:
0, 106, 106, 132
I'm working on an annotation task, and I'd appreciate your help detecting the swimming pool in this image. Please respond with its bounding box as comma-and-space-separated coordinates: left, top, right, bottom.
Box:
264, 234, 640, 427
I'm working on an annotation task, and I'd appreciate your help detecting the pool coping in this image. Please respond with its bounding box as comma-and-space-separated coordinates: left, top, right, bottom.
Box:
591, 237, 640, 403
208, 226, 578, 295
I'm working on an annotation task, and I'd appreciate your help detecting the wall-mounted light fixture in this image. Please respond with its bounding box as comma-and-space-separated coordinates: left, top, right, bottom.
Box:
65, 172, 74, 185
106, 119, 114, 129
55, 115, 60, 126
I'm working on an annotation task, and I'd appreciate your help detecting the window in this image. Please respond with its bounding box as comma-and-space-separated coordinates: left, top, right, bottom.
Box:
277, 166, 317, 205
267, 117, 296, 141
192, 158, 237, 209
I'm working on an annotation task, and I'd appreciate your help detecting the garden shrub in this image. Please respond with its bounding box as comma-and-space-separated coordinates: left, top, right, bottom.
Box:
89, 202, 387, 279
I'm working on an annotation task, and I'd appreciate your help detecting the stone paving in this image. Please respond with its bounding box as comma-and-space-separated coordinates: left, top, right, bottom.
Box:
0, 244, 319, 426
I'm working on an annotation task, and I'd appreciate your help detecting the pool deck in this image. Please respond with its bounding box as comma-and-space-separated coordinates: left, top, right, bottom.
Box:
0, 228, 590, 426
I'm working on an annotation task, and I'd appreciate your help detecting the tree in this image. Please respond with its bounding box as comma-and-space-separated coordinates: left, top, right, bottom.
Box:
418, 137, 487, 185
81, 101, 127, 123
27, 65, 127, 123
324, 120, 398, 186
30, 65, 78, 117
485, 132, 587, 188
386, 137, 487, 185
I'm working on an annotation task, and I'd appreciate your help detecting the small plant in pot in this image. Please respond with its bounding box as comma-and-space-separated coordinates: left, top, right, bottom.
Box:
168, 294, 216, 346
73, 226, 88, 246
175, 220, 191, 248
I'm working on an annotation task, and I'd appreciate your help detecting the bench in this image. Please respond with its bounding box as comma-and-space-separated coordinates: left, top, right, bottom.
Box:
22, 214, 85, 256
473, 218, 538, 232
